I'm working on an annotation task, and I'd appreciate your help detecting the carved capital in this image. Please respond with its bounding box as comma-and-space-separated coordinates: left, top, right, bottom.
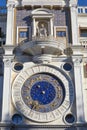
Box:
7, 2, 15, 10
69, 0, 77, 7
3, 56, 14, 67
15, 0, 22, 7
70, 5, 77, 13
72, 57, 82, 66
3, 59, 11, 67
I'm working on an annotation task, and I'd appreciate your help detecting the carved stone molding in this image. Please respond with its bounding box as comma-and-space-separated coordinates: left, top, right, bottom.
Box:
33, 54, 53, 63
22, 0, 65, 7
2, 45, 15, 55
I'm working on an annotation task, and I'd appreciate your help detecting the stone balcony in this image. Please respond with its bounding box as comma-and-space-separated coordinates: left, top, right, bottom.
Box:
16, 36, 67, 56
20, 36, 67, 48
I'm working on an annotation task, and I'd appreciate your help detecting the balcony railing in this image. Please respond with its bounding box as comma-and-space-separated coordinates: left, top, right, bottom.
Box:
78, 7, 87, 14
32, 36, 66, 42
32, 36, 66, 48
79, 37, 87, 46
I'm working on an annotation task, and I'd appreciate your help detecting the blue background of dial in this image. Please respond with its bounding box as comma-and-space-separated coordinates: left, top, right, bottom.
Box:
30, 81, 56, 105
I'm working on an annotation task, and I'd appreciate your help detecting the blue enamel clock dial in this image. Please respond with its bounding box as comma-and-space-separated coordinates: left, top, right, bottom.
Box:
30, 81, 56, 105
21, 73, 65, 113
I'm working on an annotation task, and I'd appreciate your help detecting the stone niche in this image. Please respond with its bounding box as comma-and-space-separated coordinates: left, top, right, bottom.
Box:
32, 8, 54, 37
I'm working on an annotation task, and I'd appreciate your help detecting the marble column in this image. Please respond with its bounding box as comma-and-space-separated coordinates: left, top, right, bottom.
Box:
72, 55, 85, 123
50, 18, 53, 36
6, 3, 15, 45
70, 5, 79, 45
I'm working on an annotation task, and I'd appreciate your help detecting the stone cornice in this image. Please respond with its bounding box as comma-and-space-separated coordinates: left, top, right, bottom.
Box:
7, 0, 67, 7
0, 122, 87, 128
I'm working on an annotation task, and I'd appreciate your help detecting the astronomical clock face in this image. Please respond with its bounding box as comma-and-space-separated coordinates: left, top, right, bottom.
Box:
22, 73, 65, 113
12, 65, 74, 122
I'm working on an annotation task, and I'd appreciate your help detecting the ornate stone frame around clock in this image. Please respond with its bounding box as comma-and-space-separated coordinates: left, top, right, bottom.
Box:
12, 64, 74, 122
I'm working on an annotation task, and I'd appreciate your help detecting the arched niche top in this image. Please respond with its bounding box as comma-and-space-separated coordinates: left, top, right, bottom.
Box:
31, 8, 53, 16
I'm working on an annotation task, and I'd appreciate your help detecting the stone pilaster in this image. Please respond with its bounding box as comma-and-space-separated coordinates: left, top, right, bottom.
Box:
1, 46, 14, 122
70, 3, 79, 45
72, 55, 85, 123
6, 2, 15, 45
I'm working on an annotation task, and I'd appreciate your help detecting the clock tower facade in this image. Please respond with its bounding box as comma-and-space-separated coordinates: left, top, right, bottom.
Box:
1, 0, 87, 129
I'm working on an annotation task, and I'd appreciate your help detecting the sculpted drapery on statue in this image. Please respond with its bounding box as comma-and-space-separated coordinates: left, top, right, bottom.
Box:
36, 23, 47, 37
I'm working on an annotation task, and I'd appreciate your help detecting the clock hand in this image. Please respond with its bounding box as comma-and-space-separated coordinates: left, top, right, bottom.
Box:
41, 91, 45, 94
29, 101, 39, 116
36, 85, 40, 88
31, 100, 39, 110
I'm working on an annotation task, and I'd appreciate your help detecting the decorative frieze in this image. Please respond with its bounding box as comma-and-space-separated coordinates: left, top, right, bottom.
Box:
72, 55, 85, 123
